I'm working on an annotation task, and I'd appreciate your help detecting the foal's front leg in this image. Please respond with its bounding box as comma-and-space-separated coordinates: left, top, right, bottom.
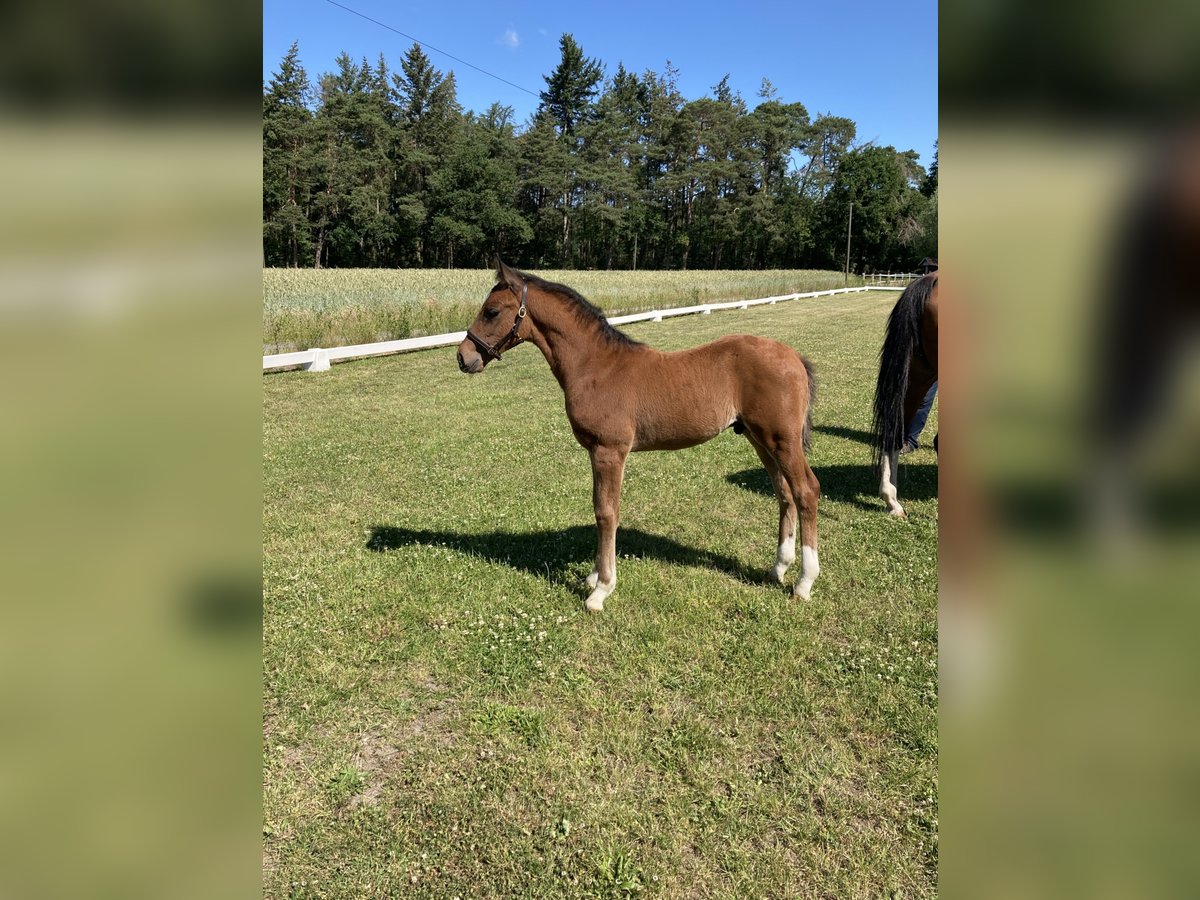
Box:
585, 444, 628, 612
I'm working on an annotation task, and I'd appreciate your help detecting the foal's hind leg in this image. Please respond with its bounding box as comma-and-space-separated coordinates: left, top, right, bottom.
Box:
789, 458, 821, 601
748, 438, 798, 583
585, 444, 628, 612
748, 429, 820, 600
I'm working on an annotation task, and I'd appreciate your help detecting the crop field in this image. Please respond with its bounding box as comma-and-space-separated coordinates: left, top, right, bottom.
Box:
263, 268, 865, 352
263, 288, 937, 897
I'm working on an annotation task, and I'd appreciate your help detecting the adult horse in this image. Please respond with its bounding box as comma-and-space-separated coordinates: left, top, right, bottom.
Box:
871, 272, 939, 518
456, 261, 821, 612
1090, 131, 1200, 536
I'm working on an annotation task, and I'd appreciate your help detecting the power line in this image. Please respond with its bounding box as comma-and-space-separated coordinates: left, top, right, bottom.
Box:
320, 0, 541, 99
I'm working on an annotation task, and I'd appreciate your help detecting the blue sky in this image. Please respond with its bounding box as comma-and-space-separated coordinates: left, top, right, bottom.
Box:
264, 0, 937, 167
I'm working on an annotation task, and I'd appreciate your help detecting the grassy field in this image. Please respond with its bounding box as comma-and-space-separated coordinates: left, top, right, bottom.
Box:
263, 268, 865, 352
263, 292, 937, 898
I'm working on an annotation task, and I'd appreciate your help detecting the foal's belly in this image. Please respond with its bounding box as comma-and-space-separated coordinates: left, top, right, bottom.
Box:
634, 432, 719, 452
567, 405, 730, 452
632, 411, 731, 451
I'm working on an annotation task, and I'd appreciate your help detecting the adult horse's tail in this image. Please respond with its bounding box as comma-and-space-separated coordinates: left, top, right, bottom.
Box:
871, 274, 936, 467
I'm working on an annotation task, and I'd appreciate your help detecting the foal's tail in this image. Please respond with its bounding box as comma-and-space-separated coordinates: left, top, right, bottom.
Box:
871, 274, 936, 467
801, 355, 816, 452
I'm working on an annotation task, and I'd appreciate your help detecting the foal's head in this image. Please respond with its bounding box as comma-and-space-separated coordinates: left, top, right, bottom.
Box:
457, 260, 531, 374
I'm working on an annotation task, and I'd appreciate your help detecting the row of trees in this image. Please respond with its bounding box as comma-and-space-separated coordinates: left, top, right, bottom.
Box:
263, 36, 937, 271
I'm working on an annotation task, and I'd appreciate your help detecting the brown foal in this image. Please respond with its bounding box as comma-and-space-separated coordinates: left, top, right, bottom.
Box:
457, 261, 821, 612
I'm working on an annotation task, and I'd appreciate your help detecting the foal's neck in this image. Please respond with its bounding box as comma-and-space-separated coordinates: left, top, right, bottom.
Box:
526, 291, 631, 389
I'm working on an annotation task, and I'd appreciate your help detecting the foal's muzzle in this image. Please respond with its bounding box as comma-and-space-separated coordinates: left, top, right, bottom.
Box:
456, 342, 484, 374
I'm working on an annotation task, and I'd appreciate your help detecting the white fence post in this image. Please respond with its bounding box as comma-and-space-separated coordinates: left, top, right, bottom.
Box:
304, 349, 331, 372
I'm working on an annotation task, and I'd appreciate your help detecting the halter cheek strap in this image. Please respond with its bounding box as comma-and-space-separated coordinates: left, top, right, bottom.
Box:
466, 280, 528, 362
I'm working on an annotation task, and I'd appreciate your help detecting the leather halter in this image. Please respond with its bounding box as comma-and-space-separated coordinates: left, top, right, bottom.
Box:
465, 280, 527, 362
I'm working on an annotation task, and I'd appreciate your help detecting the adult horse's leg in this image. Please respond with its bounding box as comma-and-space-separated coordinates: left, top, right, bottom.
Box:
585, 444, 628, 612
880, 448, 905, 518
748, 438, 798, 583
881, 372, 936, 518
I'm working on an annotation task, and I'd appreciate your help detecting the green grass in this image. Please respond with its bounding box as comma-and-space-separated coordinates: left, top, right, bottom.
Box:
263, 293, 937, 898
263, 268, 865, 352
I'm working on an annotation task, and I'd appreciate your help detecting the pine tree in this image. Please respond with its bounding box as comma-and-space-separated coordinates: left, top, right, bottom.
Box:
263, 42, 316, 267
573, 64, 647, 268
393, 44, 463, 264
795, 115, 856, 200
921, 141, 938, 197
394, 44, 461, 148
639, 63, 686, 267
538, 34, 604, 137
712, 74, 736, 106
517, 111, 573, 265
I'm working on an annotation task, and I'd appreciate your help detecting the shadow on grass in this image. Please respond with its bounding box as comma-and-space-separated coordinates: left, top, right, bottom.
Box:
366, 523, 769, 590
812, 424, 876, 446
726, 461, 938, 512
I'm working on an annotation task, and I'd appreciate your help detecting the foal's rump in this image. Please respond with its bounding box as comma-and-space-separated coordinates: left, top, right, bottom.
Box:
629, 334, 814, 452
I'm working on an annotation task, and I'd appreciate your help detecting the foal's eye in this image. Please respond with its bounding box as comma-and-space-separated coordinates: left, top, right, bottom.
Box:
484, 308, 500, 321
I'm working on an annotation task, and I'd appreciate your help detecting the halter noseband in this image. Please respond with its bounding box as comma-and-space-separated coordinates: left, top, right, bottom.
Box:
465, 280, 528, 362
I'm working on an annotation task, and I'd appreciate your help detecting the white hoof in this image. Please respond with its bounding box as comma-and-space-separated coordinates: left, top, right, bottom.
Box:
794, 582, 813, 601
584, 579, 614, 612
585, 570, 599, 590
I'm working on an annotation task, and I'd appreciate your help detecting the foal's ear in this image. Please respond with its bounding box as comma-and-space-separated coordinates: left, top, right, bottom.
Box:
494, 258, 524, 295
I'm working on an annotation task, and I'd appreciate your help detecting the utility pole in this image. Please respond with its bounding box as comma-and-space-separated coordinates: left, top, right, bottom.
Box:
844, 201, 854, 287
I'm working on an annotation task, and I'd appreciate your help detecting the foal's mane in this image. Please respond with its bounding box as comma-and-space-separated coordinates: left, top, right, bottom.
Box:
501, 268, 643, 348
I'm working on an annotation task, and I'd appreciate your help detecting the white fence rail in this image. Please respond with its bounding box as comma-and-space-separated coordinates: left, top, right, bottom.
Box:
863, 271, 923, 286
263, 284, 903, 373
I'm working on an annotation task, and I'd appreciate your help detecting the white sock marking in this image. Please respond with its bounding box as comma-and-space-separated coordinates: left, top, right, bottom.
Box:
880, 450, 906, 518
773, 531, 796, 583
794, 545, 820, 600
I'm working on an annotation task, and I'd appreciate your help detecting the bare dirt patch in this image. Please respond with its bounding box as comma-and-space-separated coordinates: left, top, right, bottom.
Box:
348, 701, 455, 808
